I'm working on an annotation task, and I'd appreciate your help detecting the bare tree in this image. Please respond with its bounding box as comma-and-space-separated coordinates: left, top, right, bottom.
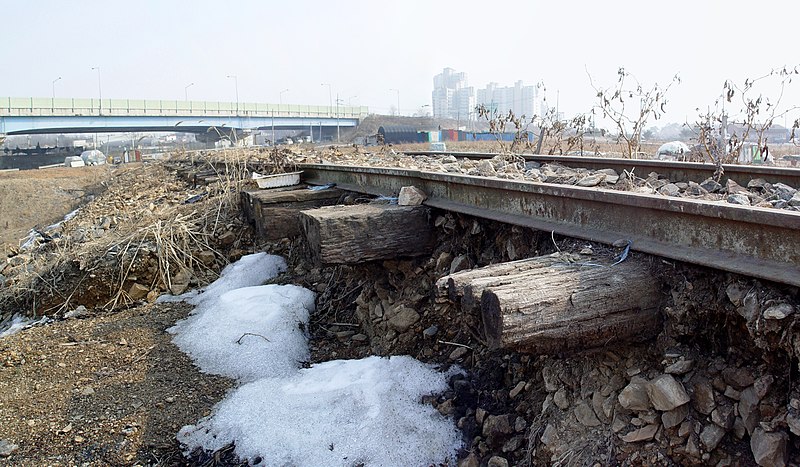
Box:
588, 67, 680, 158
475, 81, 596, 156
694, 65, 800, 179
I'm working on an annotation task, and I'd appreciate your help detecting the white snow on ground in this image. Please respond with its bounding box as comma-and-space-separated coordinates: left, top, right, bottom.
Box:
169, 252, 463, 466
169, 284, 314, 381
20, 208, 81, 251
0, 315, 48, 338
158, 252, 287, 304
178, 356, 463, 466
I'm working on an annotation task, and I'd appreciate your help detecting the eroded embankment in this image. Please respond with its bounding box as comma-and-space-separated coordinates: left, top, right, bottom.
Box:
273, 205, 800, 466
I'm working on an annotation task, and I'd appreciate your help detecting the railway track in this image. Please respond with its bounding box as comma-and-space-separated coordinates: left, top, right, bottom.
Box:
404, 151, 800, 188
298, 162, 800, 288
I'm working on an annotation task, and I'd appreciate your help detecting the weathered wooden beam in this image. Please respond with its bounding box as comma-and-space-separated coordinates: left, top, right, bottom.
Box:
436, 253, 565, 311
241, 187, 343, 241
300, 204, 435, 264
472, 255, 662, 352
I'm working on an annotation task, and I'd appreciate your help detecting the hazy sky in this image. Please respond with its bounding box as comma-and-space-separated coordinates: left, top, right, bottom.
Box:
4, 0, 800, 126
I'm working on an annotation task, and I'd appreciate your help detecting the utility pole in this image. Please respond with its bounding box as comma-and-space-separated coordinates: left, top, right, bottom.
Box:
52, 76, 61, 99
336, 94, 341, 143
91, 67, 102, 114
184, 82, 194, 101
227, 75, 239, 115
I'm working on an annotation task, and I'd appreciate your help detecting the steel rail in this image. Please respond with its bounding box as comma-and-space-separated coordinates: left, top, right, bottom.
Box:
299, 163, 800, 287
404, 151, 800, 188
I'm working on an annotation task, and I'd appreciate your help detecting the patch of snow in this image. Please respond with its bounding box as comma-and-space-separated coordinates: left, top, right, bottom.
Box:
19, 208, 82, 251
169, 284, 314, 381
0, 315, 48, 338
172, 253, 463, 465
178, 356, 463, 466
19, 229, 38, 250
157, 252, 286, 304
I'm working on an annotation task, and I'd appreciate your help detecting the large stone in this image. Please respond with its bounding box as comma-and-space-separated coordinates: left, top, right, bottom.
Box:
619, 378, 651, 411
621, 424, 659, 443
787, 410, 800, 436
477, 160, 496, 176
711, 402, 735, 429
763, 303, 795, 320
0, 439, 18, 457
726, 179, 748, 194
592, 391, 610, 423
128, 283, 150, 300
686, 181, 708, 196
387, 306, 420, 332
691, 378, 716, 415
483, 414, 514, 438
700, 178, 722, 193
754, 375, 774, 400
700, 423, 726, 451
398, 186, 427, 206
502, 436, 524, 453
553, 387, 570, 410
169, 269, 192, 295
773, 183, 797, 200
747, 178, 769, 190
664, 359, 694, 375
487, 456, 509, 467
661, 403, 689, 429
739, 386, 761, 435
458, 453, 479, 467
659, 183, 680, 197
750, 428, 787, 467
727, 193, 751, 206
789, 191, 800, 207
725, 283, 746, 305
722, 367, 755, 389
647, 374, 690, 411
540, 424, 557, 446
576, 174, 605, 187
738, 291, 760, 323
574, 401, 601, 427
197, 250, 216, 265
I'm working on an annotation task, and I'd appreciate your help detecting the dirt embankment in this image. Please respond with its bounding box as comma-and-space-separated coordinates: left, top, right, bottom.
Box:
0, 167, 110, 255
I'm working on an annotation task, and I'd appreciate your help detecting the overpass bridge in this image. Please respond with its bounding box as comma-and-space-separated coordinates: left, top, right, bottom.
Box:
0, 97, 367, 141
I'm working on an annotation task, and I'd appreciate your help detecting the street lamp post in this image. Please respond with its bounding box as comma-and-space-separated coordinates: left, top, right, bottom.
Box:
279, 88, 289, 113
348, 95, 358, 116
227, 75, 239, 115
389, 88, 400, 116
52, 77, 62, 99
336, 95, 342, 143
91, 67, 102, 114
321, 83, 332, 116
184, 82, 194, 101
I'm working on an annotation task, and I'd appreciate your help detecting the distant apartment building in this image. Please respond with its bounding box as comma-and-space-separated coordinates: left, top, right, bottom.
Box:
477, 80, 540, 118
432, 68, 475, 121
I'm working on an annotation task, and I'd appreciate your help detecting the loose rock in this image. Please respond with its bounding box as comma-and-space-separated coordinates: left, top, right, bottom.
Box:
750, 428, 787, 467
647, 374, 690, 411
398, 186, 427, 206
619, 378, 651, 411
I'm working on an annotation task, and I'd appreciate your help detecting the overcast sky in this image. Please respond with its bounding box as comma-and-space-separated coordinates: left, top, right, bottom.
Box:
3, 0, 799, 126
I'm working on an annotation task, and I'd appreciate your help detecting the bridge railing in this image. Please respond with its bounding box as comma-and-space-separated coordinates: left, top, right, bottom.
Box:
0, 97, 368, 119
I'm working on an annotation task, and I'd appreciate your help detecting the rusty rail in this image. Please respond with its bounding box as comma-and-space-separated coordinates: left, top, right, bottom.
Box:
404, 151, 800, 188
299, 163, 800, 287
